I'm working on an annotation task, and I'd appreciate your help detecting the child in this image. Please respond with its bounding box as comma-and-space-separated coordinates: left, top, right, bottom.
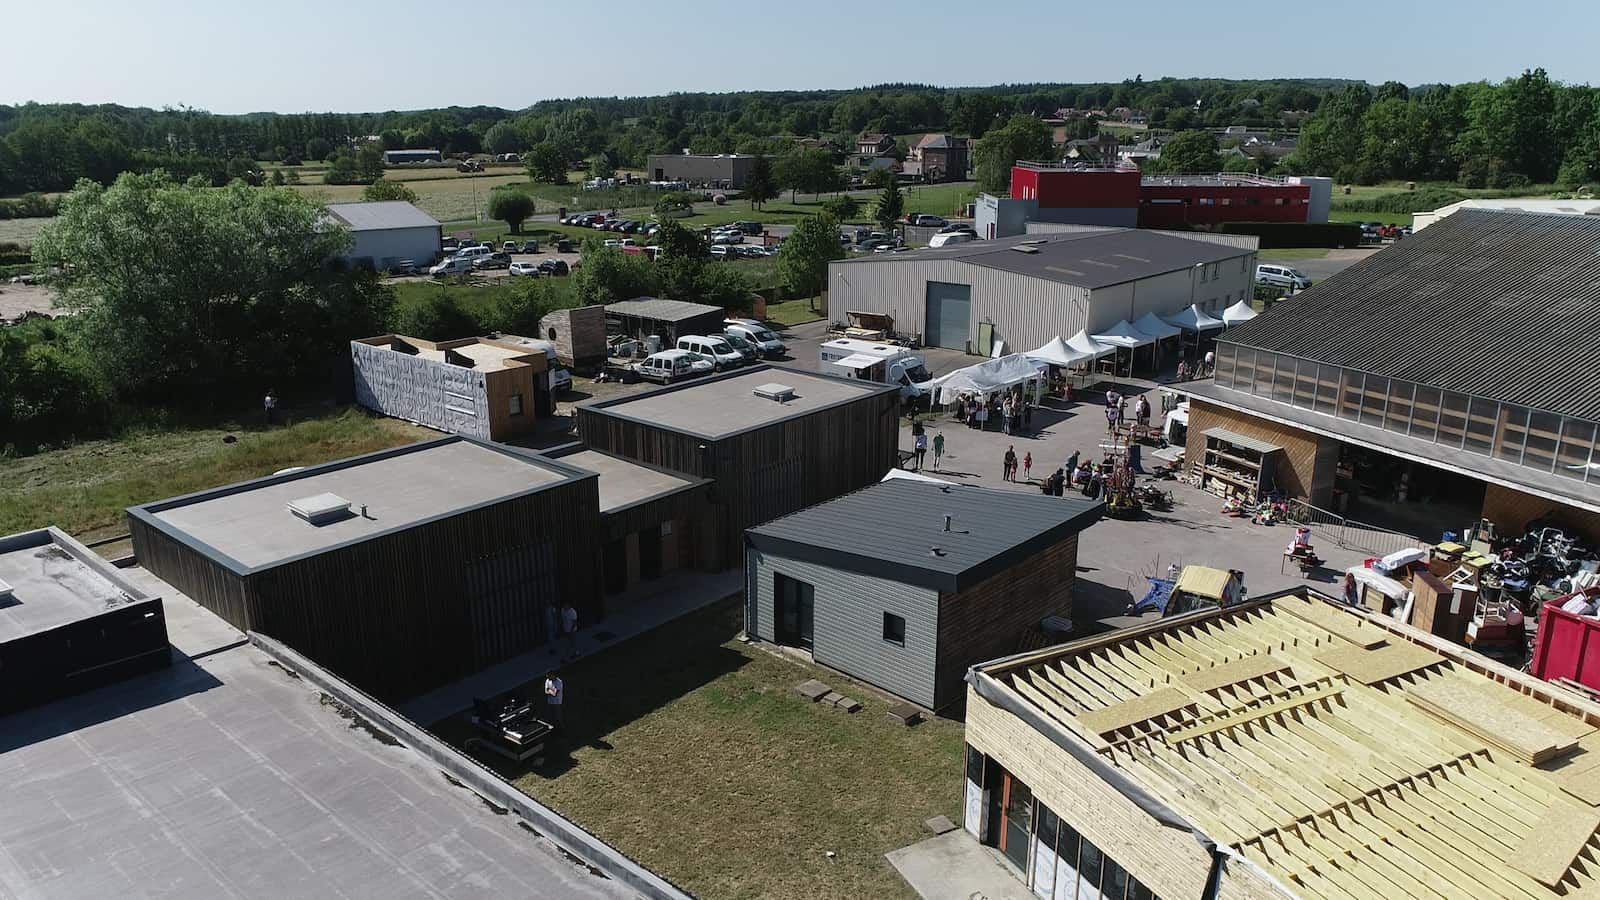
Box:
1023, 451, 1032, 481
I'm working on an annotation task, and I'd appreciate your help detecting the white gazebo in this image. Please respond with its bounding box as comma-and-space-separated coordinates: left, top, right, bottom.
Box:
1162, 304, 1225, 333
933, 353, 1048, 407
1025, 336, 1094, 369
1222, 299, 1259, 326
1093, 319, 1160, 376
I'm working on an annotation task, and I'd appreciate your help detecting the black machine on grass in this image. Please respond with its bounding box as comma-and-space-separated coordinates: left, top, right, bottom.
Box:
467, 694, 554, 764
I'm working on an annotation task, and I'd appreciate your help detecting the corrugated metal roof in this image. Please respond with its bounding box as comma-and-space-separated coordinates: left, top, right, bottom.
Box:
1202, 426, 1281, 455
605, 297, 724, 322
323, 201, 440, 231
1222, 210, 1600, 420
746, 479, 1102, 592
833, 229, 1247, 290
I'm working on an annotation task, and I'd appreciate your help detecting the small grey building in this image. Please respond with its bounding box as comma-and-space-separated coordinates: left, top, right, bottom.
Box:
605, 296, 728, 346
646, 153, 755, 188
744, 479, 1102, 711
326, 200, 442, 272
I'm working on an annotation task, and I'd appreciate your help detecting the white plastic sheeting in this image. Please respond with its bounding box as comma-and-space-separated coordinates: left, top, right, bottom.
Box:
1092, 319, 1157, 348
1222, 299, 1258, 325
934, 353, 1047, 405
882, 468, 954, 485
1163, 304, 1225, 333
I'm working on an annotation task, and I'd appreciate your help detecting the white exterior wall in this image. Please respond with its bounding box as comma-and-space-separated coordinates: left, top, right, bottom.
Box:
346, 226, 442, 270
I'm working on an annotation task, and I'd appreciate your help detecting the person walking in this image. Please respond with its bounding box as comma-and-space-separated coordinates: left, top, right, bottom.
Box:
1002, 445, 1017, 482
1204, 349, 1215, 376
1064, 450, 1080, 477
932, 431, 945, 470
913, 430, 928, 471
560, 601, 579, 661
263, 389, 278, 426
1022, 451, 1032, 481
1136, 394, 1151, 428
543, 669, 565, 729
1106, 403, 1120, 435
964, 397, 977, 428
1002, 396, 1014, 435
1049, 468, 1065, 496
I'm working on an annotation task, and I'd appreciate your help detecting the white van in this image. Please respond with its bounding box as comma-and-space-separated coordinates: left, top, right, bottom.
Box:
429, 256, 475, 276
453, 245, 492, 263
676, 335, 744, 370
1255, 264, 1311, 290
634, 349, 714, 383
929, 231, 977, 248
818, 338, 934, 402
724, 318, 786, 358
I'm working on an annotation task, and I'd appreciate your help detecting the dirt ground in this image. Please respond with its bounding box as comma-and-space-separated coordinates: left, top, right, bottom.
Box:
0, 281, 58, 321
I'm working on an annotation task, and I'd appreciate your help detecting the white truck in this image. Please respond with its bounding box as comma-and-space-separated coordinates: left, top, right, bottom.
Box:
818, 338, 934, 402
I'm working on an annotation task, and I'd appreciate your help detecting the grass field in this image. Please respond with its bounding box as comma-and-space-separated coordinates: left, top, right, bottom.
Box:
1258, 248, 1330, 260
0, 218, 51, 245
438, 597, 963, 900
762, 298, 825, 327
0, 406, 432, 541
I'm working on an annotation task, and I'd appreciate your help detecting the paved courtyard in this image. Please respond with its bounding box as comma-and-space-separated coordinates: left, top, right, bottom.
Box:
893, 375, 1371, 629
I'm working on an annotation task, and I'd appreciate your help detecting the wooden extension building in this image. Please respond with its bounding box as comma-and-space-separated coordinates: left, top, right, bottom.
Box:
128, 437, 601, 701
964, 587, 1600, 900
575, 366, 901, 570
351, 334, 552, 441
745, 479, 1101, 711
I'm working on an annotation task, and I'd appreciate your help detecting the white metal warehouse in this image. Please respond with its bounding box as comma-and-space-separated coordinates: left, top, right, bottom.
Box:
826, 229, 1258, 355
325, 200, 442, 272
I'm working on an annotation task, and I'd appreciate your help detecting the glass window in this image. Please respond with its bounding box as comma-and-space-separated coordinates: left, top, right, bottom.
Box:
1214, 344, 1237, 388
508, 393, 524, 416
1438, 391, 1469, 448
1234, 348, 1256, 390
965, 744, 984, 784
1130, 879, 1156, 900
1496, 405, 1529, 463
1360, 375, 1389, 427
1292, 358, 1317, 409
1313, 364, 1338, 415
1385, 380, 1414, 434
1557, 419, 1597, 482
1411, 386, 1441, 442
882, 612, 906, 645
1272, 357, 1295, 403
1524, 411, 1560, 472
1250, 352, 1273, 397
1338, 369, 1364, 422
1104, 859, 1132, 900
1079, 841, 1106, 894
1465, 397, 1498, 456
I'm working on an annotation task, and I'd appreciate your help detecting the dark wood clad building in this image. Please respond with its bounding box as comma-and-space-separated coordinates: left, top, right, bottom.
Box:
745, 479, 1102, 711
575, 366, 901, 569
127, 436, 601, 701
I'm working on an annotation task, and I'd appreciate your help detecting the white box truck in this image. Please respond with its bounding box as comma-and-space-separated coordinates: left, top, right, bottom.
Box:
818, 338, 934, 402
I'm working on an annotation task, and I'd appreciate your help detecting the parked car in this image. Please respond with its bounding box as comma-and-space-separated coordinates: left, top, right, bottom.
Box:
634, 349, 714, 383
521, 239, 540, 253
939, 222, 975, 234
909, 214, 947, 227
474, 252, 512, 270
388, 259, 421, 275
724, 318, 786, 357
711, 230, 744, 245
855, 239, 887, 253
538, 259, 570, 276
441, 237, 460, 252
709, 245, 732, 260
555, 239, 574, 253
720, 331, 760, 364
735, 221, 763, 235
643, 224, 659, 237
509, 261, 543, 277
929, 231, 976, 248
454, 245, 492, 263
429, 257, 475, 277
676, 334, 744, 370
603, 239, 622, 249
501, 241, 518, 253
1255, 264, 1311, 291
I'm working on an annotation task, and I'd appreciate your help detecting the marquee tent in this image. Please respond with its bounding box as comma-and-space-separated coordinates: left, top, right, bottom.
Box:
1065, 329, 1116, 361
1133, 312, 1182, 341
1222, 299, 1259, 325
933, 354, 1047, 405
1025, 336, 1094, 369
1163, 304, 1225, 333
1092, 319, 1157, 349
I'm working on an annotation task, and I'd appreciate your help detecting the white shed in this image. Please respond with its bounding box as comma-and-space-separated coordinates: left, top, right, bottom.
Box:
325, 201, 442, 272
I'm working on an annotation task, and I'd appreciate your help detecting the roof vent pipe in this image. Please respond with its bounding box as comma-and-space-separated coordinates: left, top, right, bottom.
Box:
943, 514, 952, 532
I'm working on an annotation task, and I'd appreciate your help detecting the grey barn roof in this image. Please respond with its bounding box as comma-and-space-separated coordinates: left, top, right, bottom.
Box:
745, 479, 1103, 592
831, 228, 1249, 290
324, 201, 441, 231
605, 297, 724, 322
1221, 209, 1600, 420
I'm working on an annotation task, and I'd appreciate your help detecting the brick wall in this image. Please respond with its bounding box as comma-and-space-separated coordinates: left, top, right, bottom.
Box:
935, 536, 1077, 709
1481, 483, 1600, 544
1186, 399, 1337, 503
964, 684, 1222, 899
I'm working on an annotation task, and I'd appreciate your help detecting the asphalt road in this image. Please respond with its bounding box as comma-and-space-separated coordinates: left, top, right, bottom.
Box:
1265, 248, 1377, 283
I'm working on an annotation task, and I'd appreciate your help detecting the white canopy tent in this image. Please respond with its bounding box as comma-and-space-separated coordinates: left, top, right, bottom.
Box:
1065, 329, 1116, 361
1222, 299, 1258, 326
1025, 336, 1095, 369
1133, 312, 1182, 341
934, 353, 1048, 405
1163, 304, 1225, 333
1092, 319, 1157, 349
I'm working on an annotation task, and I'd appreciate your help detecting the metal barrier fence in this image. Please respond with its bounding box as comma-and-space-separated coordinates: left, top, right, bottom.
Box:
1286, 499, 1429, 558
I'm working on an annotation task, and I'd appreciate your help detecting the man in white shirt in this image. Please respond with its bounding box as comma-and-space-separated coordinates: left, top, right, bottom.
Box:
544, 670, 564, 728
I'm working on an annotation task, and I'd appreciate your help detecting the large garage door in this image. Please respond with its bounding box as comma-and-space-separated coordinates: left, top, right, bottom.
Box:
925, 282, 972, 351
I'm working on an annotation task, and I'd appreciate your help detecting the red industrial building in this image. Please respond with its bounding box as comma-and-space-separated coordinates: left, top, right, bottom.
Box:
979, 162, 1331, 237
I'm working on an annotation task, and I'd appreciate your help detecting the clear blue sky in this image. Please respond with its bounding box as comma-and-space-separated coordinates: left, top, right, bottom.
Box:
2, 0, 1589, 114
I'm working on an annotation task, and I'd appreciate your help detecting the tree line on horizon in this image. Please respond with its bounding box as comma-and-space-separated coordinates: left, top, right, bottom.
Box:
2, 71, 1598, 201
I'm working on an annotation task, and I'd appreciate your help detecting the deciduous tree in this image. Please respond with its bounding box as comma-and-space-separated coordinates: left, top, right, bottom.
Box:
972, 114, 1051, 192
362, 178, 419, 203
526, 142, 568, 184
777, 212, 843, 300
488, 188, 536, 233
1149, 130, 1220, 175
744, 154, 777, 209
875, 181, 904, 232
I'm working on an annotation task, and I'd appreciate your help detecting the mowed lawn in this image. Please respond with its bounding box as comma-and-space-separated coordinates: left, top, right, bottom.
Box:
441, 598, 965, 900
0, 405, 433, 540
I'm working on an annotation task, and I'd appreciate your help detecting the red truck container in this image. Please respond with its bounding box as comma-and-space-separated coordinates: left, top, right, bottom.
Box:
1530, 594, 1600, 691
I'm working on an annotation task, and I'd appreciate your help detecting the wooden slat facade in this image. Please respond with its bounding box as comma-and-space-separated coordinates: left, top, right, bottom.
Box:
129, 459, 603, 703
576, 385, 900, 568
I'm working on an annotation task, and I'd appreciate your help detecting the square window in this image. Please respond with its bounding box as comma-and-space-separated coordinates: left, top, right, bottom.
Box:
882, 612, 906, 645
508, 393, 524, 416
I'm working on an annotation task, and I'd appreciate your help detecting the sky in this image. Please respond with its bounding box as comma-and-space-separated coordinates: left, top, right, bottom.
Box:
2, 0, 1593, 114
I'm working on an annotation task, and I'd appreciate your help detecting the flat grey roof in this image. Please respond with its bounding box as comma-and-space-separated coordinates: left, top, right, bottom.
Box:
0, 527, 152, 643
747, 479, 1103, 592
0, 570, 633, 900
604, 297, 724, 323
324, 200, 440, 231
586, 366, 893, 439
832, 228, 1249, 290
142, 438, 579, 571
554, 449, 699, 512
